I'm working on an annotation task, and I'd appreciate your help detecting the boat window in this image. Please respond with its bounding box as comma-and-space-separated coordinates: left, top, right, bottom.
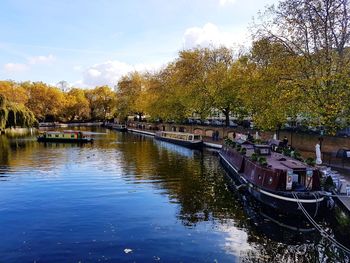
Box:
71, 134, 75, 138
48, 134, 51, 137
268, 176, 273, 185
188, 135, 193, 140
55, 134, 59, 138
194, 135, 201, 140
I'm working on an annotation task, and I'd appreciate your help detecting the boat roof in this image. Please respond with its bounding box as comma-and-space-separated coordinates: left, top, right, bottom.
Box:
245, 145, 312, 171
44, 130, 83, 134
268, 152, 309, 170
159, 131, 201, 136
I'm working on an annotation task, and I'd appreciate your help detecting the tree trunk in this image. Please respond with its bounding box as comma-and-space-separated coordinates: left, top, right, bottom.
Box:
222, 107, 230, 127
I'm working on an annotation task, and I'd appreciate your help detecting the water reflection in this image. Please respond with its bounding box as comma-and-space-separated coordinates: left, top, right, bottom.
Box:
0, 129, 349, 262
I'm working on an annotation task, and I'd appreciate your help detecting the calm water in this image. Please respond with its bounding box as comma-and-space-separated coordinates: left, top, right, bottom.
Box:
0, 128, 349, 262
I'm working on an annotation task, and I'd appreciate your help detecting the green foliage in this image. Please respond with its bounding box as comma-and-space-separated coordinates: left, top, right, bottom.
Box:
251, 152, 258, 162
239, 147, 247, 155
323, 176, 335, 191
305, 157, 315, 167
0, 94, 37, 129
224, 137, 236, 148
257, 156, 268, 166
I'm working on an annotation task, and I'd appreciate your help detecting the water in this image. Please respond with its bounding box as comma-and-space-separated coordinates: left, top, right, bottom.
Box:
0, 128, 349, 262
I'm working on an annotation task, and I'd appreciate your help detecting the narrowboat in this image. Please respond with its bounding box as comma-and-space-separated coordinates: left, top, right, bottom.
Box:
37, 130, 93, 143
219, 139, 326, 216
112, 124, 128, 132
155, 131, 203, 149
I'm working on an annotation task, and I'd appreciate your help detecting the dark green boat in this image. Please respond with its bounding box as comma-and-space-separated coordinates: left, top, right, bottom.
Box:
37, 130, 93, 143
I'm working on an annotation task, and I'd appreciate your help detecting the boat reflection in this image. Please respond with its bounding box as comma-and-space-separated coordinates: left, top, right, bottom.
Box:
154, 140, 196, 158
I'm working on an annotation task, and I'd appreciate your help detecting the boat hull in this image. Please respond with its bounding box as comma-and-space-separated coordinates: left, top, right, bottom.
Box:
37, 137, 93, 143
155, 135, 203, 149
219, 151, 325, 216
113, 127, 128, 132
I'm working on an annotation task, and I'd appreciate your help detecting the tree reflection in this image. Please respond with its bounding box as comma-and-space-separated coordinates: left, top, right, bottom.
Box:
119, 133, 350, 262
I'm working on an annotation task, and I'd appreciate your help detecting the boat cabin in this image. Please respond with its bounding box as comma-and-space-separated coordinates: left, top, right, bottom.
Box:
158, 131, 202, 142
43, 131, 84, 139
37, 130, 93, 143
254, 145, 271, 156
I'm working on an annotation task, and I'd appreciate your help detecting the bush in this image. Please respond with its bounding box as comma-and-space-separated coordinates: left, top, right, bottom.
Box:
251, 153, 258, 162
258, 156, 268, 166
323, 176, 335, 191
305, 157, 315, 166
224, 138, 236, 148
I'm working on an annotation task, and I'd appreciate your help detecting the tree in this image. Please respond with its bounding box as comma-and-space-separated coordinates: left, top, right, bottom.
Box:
255, 0, 350, 133
206, 47, 243, 126
175, 48, 215, 120
24, 82, 66, 121
0, 81, 28, 105
239, 39, 304, 131
116, 72, 145, 121
143, 65, 189, 122
85, 86, 116, 121
0, 94, 37, 129
63, 88, 90, 121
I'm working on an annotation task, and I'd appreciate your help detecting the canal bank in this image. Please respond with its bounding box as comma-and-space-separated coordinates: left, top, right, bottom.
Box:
128, 122, 350, 172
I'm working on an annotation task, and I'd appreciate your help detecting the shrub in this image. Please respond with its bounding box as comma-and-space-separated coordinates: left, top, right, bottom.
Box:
305, 157, 315, 166
323, 176, 335, 191
240, 147, 247, 155
251, 153, 258, 162
258, 156, 268, 166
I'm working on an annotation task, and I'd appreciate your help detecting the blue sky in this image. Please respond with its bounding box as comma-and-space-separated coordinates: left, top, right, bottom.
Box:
0, 0, 278, 88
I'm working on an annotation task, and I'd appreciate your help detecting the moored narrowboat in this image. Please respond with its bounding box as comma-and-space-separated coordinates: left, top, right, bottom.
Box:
155, 131, 203, 149
112, 124, 128, 132
219, 139, 326, 216
37, 130, 93, 143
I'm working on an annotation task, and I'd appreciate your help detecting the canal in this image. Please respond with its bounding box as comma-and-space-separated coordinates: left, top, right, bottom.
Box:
0, 127, 349, 262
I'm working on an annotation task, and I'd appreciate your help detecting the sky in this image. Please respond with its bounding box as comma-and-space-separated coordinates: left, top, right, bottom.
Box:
0, 0, 279, 88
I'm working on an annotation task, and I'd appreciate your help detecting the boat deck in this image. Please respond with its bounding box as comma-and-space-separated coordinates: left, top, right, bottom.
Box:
246, 149, 309, 171
337, 195, 350, 213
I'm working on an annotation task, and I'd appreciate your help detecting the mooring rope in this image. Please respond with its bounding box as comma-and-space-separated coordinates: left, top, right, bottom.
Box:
292, 192, 350, 255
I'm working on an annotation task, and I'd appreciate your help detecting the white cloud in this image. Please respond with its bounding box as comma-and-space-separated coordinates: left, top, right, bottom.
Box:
81, 60, 163, 87
183, 23, 248, 49
219, 0, 237, 6
3, 63, 28, 72
28, 54, 56, 65
3, 54, 56, 74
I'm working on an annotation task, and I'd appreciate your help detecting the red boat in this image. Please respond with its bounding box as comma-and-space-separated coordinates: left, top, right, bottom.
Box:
219, 140, 326, 216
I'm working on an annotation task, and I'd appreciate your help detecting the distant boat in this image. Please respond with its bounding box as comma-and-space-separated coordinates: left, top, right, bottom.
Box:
219, 140, 326, 216
112, 124, 128, 132
37, 130, 93, 143
155, 131, 203, 149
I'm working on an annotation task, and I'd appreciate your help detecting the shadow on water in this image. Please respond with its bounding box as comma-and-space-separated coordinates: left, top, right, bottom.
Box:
118, 132, 350, 262
0, 128, 349, 262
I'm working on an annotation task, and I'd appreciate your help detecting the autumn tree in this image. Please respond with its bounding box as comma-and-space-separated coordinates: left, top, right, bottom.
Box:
239, 39, 305, 132
63, 88, 90, 121
85, 86, 116, 121
116, 72, 145, 121
255, 0, 350, 133
0, 81, 29, 105
175, 48, 215, 120
206, 47, 244, 126
144, 64, 189, 122
24, 82, 66, 122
